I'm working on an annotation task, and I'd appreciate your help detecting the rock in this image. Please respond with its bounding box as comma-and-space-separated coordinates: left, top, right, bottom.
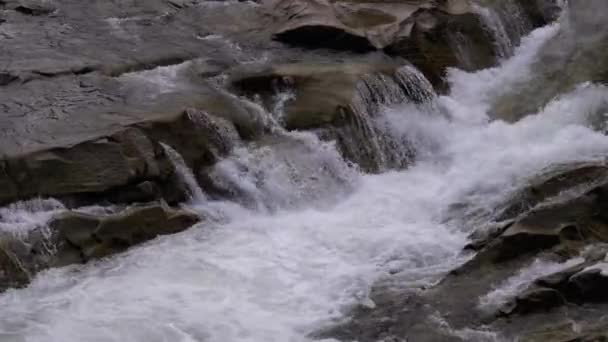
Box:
0, 240, 31, 290
268, 0, 437, 51
232, 58, 406, 129
0, 101, 245, 206
13, 0, 55, 15
50, 203, 200, 262
515, 0, 562, 25
465, 162, 608, 253
385, 10, 496, 90
0, 0, 269, 208
268, 0, 500, 90
511, 287, 565, 315
566, 266, 608, 303
0, 72, 18, 86
497, 162, 608, 221
0, 202, 200, 291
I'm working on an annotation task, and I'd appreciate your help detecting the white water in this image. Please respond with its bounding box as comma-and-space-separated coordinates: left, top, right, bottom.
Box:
479, 257, 585, 312
160, 142, 207, 204
0, 198, 64, 237
1, 17, 608, 342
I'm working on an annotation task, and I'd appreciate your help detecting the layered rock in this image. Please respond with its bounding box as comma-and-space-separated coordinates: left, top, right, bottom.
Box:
491, 0, 608, 122
267, 0, 550, 89
269, 0, 454, 51
0, 202, 200, 291
0, 106, 242, 206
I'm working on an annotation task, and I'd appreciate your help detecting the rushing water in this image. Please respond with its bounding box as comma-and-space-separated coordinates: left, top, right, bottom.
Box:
1, 11, 608, 342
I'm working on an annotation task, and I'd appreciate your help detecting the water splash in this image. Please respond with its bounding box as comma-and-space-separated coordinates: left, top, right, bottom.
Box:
160, 143, 207, 205
341, 65, 435, 171
206, 131, 357, 212
0, 198, 65, 237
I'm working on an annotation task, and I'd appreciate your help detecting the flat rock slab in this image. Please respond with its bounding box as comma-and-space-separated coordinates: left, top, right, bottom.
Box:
0, 0, 269, 157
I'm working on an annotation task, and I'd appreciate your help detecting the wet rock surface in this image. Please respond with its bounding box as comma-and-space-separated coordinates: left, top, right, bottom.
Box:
0, 202, 200, 291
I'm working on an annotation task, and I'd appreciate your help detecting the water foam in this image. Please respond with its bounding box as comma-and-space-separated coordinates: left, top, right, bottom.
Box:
0, 198, 65, 237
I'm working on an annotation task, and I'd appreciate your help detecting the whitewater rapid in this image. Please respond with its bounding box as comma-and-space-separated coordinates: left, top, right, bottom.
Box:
1, 16, 608, 342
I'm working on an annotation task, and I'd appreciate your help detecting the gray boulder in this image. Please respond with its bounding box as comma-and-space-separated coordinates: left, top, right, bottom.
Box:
0, 202, 200, 291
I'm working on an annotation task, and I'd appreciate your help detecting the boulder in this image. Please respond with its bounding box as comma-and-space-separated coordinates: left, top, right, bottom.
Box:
566, 266, 608, 303
0, 99, 244, 206
510, 287, 565, 315
515, 0, 562, 26
50, 203, 200, 262
496, 163, 608, 221
0, 202, 200, 292
385, 9, 496, 90
269, 0, 474, 51
267, 0, 500, 90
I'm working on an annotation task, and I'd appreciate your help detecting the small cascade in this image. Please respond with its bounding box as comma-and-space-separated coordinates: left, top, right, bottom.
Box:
473, 0, 533, 59
160, 143, 207, 205
472, 4, 514, 58
205, 131, 357, 212
341, 65, 436, 172
0, 198, 66, 275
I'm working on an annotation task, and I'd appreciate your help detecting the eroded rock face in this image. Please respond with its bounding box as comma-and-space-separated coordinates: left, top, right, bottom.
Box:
0, 202, 200, 291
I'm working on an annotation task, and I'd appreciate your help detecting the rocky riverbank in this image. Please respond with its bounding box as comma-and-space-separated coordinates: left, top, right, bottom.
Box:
2, 0, 608, 341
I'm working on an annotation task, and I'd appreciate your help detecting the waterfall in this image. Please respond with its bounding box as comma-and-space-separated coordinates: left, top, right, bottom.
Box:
2, 10, 608, 342
160, 143, 207, 205
339, 65, 435, 172
472, 4, 514, 58
472, 0, 534, 59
